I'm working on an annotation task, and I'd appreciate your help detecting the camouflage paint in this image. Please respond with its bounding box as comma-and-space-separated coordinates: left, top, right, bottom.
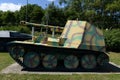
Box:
23, 20, 105, 52
81, 54, 96, 69
47, 37, 59, 46
61, 20, 86, 48
10, 46, 24, 58
34, 32, 47, 43
79, 22, 105, 52
7, 20, 109, 70
23, 52, 40, 68
64, 55, 79, 69
61, 20, 105, 52
42, 55, 57, 68
97, 53, 109, 66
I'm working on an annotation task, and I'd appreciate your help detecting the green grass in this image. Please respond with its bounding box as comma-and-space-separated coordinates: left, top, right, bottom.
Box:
108, 52, 120, 65
0, 52, 120, 80
0, 74, 120, 80
0, 53, 14, 71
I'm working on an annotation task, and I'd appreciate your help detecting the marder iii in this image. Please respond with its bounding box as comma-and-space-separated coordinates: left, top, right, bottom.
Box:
7, 20, 109, 70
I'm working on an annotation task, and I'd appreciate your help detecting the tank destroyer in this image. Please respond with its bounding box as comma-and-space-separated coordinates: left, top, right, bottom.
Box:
7, 20, 109, 70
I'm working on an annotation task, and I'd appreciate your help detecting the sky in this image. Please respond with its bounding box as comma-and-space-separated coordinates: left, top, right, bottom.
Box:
0, 0, 62, 12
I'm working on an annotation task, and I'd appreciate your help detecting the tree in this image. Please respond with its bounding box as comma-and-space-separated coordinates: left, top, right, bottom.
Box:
59, 0, 120, 29
19, 4, 44, 23
42, 2, 66, 26
14, 11, 20, 25
59, 0, 83, 20
105, 0, 120, 28
19, 4, 35, 21
0, 11, 3, 26
2, 11, 16, 26
30, 4, 44, 23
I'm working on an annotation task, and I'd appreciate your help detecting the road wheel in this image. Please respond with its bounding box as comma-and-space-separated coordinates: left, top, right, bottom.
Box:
42, 55, 57, 69
81, 54, 97, 70
9, 45, 24, 59
97, 53, 109, 66
64, 55, 79, 69
23, 52, 40, 69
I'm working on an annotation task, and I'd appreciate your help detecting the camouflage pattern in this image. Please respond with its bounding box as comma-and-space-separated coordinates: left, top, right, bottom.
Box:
42, 55, 57, 69
9, 46, 24, 58
23, 52, 40, 68
21, 20, 105, 52
47, 37, 59, 46
61, 20, 105, 52
7, 20, 109, 70
81, 54, 97, 69
64, 55, 79, 69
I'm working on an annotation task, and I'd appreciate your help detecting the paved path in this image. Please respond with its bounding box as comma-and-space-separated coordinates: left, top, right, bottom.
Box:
1, 62, 120, 74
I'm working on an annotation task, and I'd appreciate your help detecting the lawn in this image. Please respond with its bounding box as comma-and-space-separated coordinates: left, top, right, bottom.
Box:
0, 53, 14, 71
0, 52, 120, 80
0, 74, 120, 80
108, 52, 120, 65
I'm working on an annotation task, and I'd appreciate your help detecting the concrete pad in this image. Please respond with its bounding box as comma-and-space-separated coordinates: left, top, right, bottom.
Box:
1, 62, 120, 74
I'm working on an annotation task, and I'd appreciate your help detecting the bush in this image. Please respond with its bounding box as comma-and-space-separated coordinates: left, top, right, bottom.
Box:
19, 26, 31, 34
0, 26, 31, 34
103, 29, 120, 52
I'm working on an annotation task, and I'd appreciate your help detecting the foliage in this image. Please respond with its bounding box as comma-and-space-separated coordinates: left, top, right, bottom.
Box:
0, 26, 31, 34
59, 0, 120, 29
42, 2, 66, 27
0, 1, 119, 28
104, 29, 120, 52
0, 11, 16, 26
29, 5, 44, 23
19, 4, 44, 22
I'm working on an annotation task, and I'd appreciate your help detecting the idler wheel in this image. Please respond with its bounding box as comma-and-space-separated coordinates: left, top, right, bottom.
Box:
23, 52, 40, 69
9, 46, 24, 59
42, 55, 57, 69
64, 55, 79, 69
97, 53, 109, 66
81, 54, 97, 70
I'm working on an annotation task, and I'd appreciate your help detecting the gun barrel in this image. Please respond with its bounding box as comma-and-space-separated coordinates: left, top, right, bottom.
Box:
20, 21, 64, 29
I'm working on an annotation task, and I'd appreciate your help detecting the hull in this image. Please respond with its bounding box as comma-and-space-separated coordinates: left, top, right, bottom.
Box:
8, 41, 109, 71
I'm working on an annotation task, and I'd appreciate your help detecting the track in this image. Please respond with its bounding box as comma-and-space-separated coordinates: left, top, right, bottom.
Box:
1, 62, 120, 74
